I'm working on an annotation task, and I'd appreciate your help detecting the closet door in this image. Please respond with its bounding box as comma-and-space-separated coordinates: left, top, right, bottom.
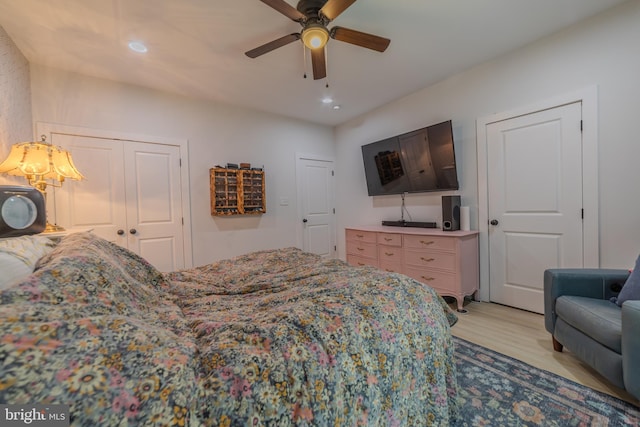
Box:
52, 135, 128, 246
123, 142, 184, 272
53, 134, 185, 272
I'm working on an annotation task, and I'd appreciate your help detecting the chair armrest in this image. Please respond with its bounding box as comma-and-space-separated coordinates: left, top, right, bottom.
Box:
622, 300, 640, 400
543, 268, 629, 334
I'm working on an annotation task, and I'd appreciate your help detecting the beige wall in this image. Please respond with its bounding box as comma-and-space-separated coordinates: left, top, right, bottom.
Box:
335, 1, 640, 276
0, 25, 32, 183
28, 66, 335, 266
5, 1, 640, 273
1, 21, 335, 267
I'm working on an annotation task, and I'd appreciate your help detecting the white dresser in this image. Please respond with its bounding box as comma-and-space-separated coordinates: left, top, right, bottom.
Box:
346, 226, 479, 312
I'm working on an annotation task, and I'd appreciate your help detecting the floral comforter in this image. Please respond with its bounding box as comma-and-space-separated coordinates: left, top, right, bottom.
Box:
0, 232, 459, 426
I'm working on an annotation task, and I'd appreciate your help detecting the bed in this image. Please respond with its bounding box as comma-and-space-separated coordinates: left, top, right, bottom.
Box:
0, 232, 459, 426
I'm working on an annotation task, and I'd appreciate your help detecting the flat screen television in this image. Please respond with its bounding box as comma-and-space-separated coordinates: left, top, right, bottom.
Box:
361, 120, 459, 196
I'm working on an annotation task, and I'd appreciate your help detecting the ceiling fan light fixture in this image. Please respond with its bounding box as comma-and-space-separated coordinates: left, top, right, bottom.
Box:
301, 25, 329, 50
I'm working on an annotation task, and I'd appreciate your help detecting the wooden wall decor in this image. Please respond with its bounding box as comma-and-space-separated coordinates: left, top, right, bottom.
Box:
210, 167, 265, 215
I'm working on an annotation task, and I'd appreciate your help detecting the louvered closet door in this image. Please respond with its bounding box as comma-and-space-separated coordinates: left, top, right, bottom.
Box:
52, 134, 185, 272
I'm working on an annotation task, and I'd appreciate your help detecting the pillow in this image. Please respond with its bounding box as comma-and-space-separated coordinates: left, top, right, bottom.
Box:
0, 235, 56, 269
0, 235, 56, 290
0, 252, 32, 290
612, 255, 640, 307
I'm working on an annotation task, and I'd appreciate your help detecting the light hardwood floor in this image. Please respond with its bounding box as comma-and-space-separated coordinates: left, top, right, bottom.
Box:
449, 300, 639, 406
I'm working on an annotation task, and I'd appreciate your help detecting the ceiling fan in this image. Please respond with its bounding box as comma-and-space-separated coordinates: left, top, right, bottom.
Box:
245, 0, 390, 80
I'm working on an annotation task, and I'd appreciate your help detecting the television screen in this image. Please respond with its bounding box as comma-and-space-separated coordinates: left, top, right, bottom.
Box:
361, 120, 459, 196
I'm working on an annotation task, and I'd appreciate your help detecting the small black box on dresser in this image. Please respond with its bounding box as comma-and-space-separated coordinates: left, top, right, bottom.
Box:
442, 195, 461, 231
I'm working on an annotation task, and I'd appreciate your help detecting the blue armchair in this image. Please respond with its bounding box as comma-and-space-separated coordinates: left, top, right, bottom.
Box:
544, 268, 640, 400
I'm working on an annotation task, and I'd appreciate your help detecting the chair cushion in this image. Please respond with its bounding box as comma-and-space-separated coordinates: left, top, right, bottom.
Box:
612, 255, 640, 306
555, 295, 622, 354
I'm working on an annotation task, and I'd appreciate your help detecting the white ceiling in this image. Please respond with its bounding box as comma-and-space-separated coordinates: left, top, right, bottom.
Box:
0, 0, 628, 126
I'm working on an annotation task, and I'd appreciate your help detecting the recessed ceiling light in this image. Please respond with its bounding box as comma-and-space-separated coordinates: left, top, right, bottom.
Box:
332, 105, 341, 110
128, 41, 148, 53
321, 96, 333, 104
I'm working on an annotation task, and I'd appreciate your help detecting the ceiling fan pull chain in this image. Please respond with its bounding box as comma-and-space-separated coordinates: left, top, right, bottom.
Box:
325, 47, 330, 87
303, 46, 308, 78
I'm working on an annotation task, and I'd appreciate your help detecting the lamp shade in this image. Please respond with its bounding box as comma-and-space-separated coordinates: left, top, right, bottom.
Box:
46, 146, 84, 181
0, 137, 84, 189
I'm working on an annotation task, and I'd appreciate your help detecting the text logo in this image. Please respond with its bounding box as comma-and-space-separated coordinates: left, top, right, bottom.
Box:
1, 404, 69, 426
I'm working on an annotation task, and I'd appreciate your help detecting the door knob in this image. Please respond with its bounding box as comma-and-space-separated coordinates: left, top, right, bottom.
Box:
117, 229, 124, 235
302, 218, 308, 223
129, 228, 137, 235
490, 219, 499, 226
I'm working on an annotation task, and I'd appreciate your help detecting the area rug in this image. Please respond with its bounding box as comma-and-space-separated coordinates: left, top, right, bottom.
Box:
453, 337, 640, 426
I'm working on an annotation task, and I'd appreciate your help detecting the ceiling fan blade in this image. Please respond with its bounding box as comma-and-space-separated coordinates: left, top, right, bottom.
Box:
260, 0, 306, 22
320, 0, 357, 21
330, 26, 390, 52
311, 47, 327, 80
245, 33, 301, 58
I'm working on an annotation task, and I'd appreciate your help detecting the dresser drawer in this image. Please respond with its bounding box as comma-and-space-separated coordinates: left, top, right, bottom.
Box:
346, 229, 377, 243
377, 232, 402, 247
379, 260, 402, 274
404, 267, 456, 291
404, 250, 456, 271
346, 240, 377, 259
403, 234, 456, 252
378, 246, 402, 263
347, 255, 378, 268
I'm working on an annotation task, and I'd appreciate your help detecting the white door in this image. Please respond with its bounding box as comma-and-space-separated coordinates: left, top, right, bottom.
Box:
487, 102, 583, 313
51, 135, 127, 245
296, 156, 336, 259
52, 134, 185, 272
123, 143, 184, 272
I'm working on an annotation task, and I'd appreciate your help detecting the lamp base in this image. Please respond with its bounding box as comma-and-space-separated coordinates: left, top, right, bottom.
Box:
44, 222, 66, 233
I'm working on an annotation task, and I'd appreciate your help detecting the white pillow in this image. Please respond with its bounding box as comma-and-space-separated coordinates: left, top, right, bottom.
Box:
0, 235, 56, 268
0, 235, 56, 290
0, 252, 32, 290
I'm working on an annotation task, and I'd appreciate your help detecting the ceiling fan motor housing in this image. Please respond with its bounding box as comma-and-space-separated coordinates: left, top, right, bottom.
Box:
297, 0, 329, 21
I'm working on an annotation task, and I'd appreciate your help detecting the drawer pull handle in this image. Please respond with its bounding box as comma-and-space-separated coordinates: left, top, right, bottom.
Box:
420, 257, 435, 262
358, 262, 365, 266
384, 252, 394, 256
420, 240, 435, 245
421, 276, 435, 281
356, 234, 364, 238
357, 247, 364, 251
384, 237, 392, 241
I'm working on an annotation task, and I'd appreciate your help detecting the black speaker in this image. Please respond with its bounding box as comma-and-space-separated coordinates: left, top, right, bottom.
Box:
0, 186, 46, 237
442, 195, 461, 231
